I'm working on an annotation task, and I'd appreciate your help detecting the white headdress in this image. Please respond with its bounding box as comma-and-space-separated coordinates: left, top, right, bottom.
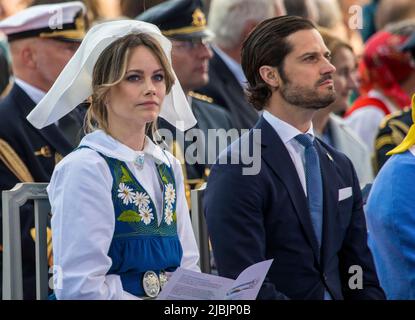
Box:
27, 19, 196, 131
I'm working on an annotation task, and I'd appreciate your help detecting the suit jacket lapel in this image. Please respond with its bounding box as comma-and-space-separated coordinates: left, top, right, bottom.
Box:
257, 117, 321, 262
315, 140, 338, 268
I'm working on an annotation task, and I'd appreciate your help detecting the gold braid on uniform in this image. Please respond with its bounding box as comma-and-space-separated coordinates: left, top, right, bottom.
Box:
0, 139, 34, 182
188, 91, 213, 103
171, 140, 205, 208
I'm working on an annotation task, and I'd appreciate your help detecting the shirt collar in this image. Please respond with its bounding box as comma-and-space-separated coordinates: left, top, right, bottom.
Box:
14, 78, 46, 104
263, 110, 314, 144
79, 130, 170, 166
213, 45, 247, 88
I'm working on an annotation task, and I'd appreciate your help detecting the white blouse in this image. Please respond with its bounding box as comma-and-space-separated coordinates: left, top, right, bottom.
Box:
48, 130, 200, 300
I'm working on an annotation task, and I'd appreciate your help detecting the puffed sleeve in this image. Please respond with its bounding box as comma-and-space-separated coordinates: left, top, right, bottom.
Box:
48, 149, 140, 300
171, 156, 200, 272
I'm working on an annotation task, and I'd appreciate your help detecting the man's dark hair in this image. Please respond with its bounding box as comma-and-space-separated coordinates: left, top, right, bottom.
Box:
241, 15, 315, 110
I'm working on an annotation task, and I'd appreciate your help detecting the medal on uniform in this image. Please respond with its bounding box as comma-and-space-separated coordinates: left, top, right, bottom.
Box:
142, 271, 160, 298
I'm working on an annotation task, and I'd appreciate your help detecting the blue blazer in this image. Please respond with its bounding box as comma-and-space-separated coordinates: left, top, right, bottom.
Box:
204, 116, 385, 300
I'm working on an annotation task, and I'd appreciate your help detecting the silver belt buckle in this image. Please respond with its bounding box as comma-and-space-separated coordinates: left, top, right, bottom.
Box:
142, 271, 160, 298
159, 271, 168, 290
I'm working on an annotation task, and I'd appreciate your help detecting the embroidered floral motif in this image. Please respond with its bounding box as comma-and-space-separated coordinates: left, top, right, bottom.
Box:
120, 166, 134, 183
118, 210, 141, 222
133, 192, 150, 209
117, 183, 134, 205
139, 206, 154, 225
164, 206, 173, 225
164, 183, 176, 207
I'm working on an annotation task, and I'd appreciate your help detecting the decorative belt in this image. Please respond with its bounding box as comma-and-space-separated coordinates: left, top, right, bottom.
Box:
142, 270, 168, 299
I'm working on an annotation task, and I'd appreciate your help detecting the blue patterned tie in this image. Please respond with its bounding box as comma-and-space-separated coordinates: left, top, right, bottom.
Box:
295, 134, 323, 249
295, 134, 331, 299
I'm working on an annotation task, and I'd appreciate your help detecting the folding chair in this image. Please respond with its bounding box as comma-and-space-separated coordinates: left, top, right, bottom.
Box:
2, 182, 50, 300
190, 183, 212, 274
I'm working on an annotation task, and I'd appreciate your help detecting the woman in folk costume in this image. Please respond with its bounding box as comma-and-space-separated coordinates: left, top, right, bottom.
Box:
364, 94, 415, 300
344, 22, 415, 152
27, 20, 200, 300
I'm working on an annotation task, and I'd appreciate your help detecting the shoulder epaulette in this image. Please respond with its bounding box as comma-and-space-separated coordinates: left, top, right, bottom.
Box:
379, 107, 410, 129
188, 91, 213, 103
0, 138, 34, 182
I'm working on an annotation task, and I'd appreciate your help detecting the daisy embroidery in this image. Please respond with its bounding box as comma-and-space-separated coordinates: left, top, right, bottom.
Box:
139, 206, 154, 225
164, 206, 173, 225
164, 183, 176, 207
117, 183, 134, 205
133, 192, 150, 209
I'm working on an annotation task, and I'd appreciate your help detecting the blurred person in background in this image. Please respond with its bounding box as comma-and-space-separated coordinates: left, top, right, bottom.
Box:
120, 0, 165, 18
284, 0, 319, 23
375, 0, 415, 31
313, 28, 373, 186
315, 0, 349, 43
196, 0, 276, 130
344, 20, 415, 152
138, 0, 233, 205
373, 27, 415, 173
338, 0, 369, 56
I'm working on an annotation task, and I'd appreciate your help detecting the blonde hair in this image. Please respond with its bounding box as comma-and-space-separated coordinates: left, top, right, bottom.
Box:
85, 32, 175, 135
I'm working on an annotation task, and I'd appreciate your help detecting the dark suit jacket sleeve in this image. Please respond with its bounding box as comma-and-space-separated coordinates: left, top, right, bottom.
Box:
204, 160, 289, 300
338, 157, 386, 299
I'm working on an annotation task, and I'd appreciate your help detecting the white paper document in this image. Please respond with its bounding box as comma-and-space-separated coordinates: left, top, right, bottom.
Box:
157, 259, 273, 300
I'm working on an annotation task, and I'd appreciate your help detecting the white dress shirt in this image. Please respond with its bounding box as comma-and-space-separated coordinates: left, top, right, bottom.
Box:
48, 130, 200, 300
263, 110, 315, 195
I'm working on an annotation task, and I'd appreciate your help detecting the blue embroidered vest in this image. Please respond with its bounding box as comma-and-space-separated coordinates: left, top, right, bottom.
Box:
84, 148, 183, 297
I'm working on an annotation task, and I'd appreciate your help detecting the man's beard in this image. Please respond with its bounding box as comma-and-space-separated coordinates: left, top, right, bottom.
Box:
279, 73, 336, 110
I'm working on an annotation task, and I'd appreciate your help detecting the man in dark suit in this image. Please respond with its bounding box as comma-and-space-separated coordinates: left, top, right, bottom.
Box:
0, 2, 87, 299
196, 0, 280, 130
204, 16, 385, 300
138, 0, 233, 204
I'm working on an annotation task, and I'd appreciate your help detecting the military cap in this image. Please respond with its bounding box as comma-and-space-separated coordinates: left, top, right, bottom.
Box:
0, 1, 86, 42
137, 0, 213, 40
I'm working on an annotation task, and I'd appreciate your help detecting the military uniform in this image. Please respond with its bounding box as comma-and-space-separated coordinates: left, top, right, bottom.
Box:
158, 92, 233, 205
139, 0, 233, 205
0, 2, 87, 299
373, 107, 412, 174
196, 46, 259, 130
0, 84, 80, 299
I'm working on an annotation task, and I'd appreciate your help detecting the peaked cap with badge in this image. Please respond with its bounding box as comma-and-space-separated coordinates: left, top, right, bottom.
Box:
0, 1, 86, 42
139, 0, 234, 208
137, 0, 213, 40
